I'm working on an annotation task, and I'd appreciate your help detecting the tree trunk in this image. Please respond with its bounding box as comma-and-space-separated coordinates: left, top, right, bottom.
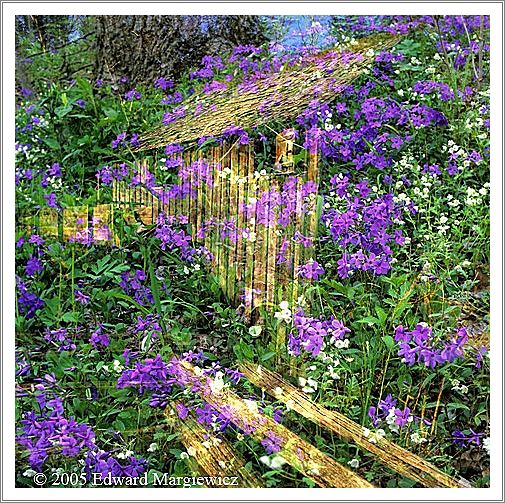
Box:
94, 15, 267, 87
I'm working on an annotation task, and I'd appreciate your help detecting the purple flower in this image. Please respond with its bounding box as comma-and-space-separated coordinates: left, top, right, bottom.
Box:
261, 430, 283, 454
16, 277, 44, 319
124, 89, 141, 101
111, 132, 127, 149
74, 289, 90, 305
25, 255, 43, 276
90, 325, 110, 349
44, 193, 59, 209
44, 328, 75, 352
378, 394, 397, 413
272, 408, 283, 424
368, 406, 380, 427
298, 260, 325, 280
224, 368, 243, 384
396, 324, 470, 368
122, 348, 138, 367
175, 402, 189, 420
130, 133, 140, 148
452, 429, 485, 448
96, 165, 114, 185
75, 99, 86, 108
155, 77, 174, 91
394, 407, 411, 427
28, 234, 45, 247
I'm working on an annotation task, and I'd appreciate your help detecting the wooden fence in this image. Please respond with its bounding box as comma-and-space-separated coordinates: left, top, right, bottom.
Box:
17, 203, 119, 246
111, 131, 319, 326
165, 361, 471, 488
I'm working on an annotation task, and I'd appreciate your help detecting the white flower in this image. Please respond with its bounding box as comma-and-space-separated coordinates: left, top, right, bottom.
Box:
279, 301, 290, 311
244, 399, 259, 414
366, 429, 386, 444
333, 338, 349, 349
259, 455, 271, 466
410, 432, 427, 444
147, 442, 158, 452
483, 437, 490, 455
180, 451, 190, 459
117, 450, 134, 460
328, 366, 340, 379
270, 455, 287, 469
23, 469, 37, 477
348, 458, 360, 468
209, 374, 225, 394
274, 309, 292, 323
113, 359, 124, 373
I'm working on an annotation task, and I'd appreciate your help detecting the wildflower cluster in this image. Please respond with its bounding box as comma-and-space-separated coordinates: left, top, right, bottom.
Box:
322, 177, 407, 278
367, 394, 416, 431
17, 395, 96, 471
394, 324, 485, 368
119, 269, 154, 306
287, 309, 350, 358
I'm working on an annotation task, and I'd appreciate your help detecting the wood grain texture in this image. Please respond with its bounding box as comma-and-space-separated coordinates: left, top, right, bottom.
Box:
239, 362, 471, 489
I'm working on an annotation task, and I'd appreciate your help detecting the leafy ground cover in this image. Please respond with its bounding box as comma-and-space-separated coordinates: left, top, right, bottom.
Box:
15, 15, 490, 488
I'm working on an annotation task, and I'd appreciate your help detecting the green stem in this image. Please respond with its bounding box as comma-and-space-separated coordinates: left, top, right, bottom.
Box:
71, 245, 75, 315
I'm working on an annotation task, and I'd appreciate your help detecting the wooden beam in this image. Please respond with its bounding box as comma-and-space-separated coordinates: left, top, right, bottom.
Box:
177, 361, 373, 488
167, 408, 262, 488
239, 362, 471, 488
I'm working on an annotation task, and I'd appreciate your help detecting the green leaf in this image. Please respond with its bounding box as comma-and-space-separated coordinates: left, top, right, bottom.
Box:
375, 305, 388, 326
103, 107, 119, 121
446, 402, 471, 412
249, 325, 262, 337
260, 351, 276, 362
381, 335, 396, 351
356, 316, 380, 325
112, 419, 126, 431
55, 105, 73, 118
43, 137, 61, 150
62, 312, 79, 323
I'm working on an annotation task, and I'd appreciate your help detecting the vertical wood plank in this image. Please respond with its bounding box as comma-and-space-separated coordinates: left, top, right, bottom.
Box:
93, 204, 114, 244
235, 144, 247, 305
63, 206, 88, 243
195, 150, 204, 243
226, 144, 239, 301
243, 144, 257, 320
39, 208, 59, 238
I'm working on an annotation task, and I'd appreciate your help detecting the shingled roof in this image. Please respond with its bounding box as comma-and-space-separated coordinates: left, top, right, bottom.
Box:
136, 32, 400, 151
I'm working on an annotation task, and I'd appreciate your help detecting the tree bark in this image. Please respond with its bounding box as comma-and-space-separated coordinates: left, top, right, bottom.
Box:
94, 15, 267, 87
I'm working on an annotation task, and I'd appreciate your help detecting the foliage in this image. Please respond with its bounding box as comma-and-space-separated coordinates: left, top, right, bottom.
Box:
15, 15, 490, 489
